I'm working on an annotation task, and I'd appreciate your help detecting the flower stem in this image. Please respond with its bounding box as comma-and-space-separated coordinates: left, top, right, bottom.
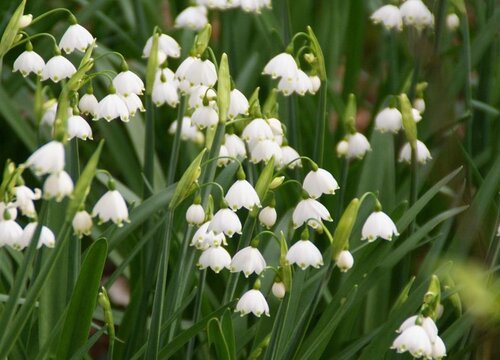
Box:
185, 269, 206, 360
166, 96, 187, 185
143, 95, 155, 197
313, 80, 328, 167
67, 138, 81, 296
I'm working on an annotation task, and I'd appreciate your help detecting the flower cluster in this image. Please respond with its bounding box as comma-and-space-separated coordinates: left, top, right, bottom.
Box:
371, 0, 434, 31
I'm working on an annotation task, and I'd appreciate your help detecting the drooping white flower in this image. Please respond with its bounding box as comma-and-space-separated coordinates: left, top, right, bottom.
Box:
242, 118, 274, 144
152, 68, 179, 107
0, 202, 17, 221
14, 186, 41, 218
26, 141, 65, 176
272, 282, 286, 299
336, 140, 349, 157
95, 93, 129, 122
277, 69, 313, 96
218, 145, 230, 167
224, 134, 247, 159
113, 70, 145, 97
209, 208, 242, 237
197, 245, 231, 273
286, 239, 323, 269
346, 132, 371, 160
59, 24, 94, 54
267, 118, 283, 145
121, 93, 144, 117
413, 98, 426, 113
361, 211, 399, 242
335, 250, 354, 272
13, 50, 45, 77
241, 0, 272, 13
143, 33, 181, 60
186, 204, 205, 225
431, 336, 447, 359
309, 75, 321, 94
79, 93, 99, 116
72, 210, 93, 238
375, 107, 403, 133
370, 5, 403, 30
16, 222, 55, 250
280, 145, 301, 169
398, 316, 438, 343
400, 0, 434, 30
42, 55, 76, 82
263, 53, 298, 80
259, 206, 277, 228
169, 117, 201, 142
188, 85, 216, 109
225, 180, 261, 211
191, 105, 219, 129
303, 168, 339, 199
235, 289, 270, 317
412, 108, 422, 123
191, 221, 226, 250
228, 89, 249, 119
197, 0, 228, 10
0, 219, 23, 248
176, 57, 217, 89
92, 190, 129, 227
40, 101, 58, 127
399, 140, 432, 164
292, 198, 332, 229
446, 13, 460, 31
43, 171, 74, 202
68, 115, 93, 140
250, 139, 282, 164
230, 246, 266, 277
391, 325, 432, 358
175, 6, 208, 30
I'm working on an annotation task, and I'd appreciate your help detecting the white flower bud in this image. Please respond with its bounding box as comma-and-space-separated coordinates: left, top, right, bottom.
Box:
19, 14, 33, 28
446, 13, 460, 31
259, 206, 277, 228
335, 250, 354, 272
336, 140, 349, 157
272, 282, 286, 299
186, 204, 205, 225
72, 210, 93, 238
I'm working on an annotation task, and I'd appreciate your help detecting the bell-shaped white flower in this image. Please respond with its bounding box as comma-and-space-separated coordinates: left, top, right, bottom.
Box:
79, 93, 99, 116
399, 140, 432, 164
218, 145, 230, 167
371, 5, 403, 30
121, 93, 144, 117
235, 289, 270, 317
303, 168, 339, 199
26, 141, 65, 176
188, 85, 216, 109
16, 222, 55, 250
272, 282, 286, 299
412, 108, 422, 123
263, 53, 298, 81
113, 70, 145, 97
186, 203, 205, 225
176, 57, 217, 89
400, 0, 434, 30
446, 13, 460, 31
398, 316, 438, 343
431, 336, 447, 359
95, 92, 129, 122
13, 50, 45, 77
191, 105, 219, 129
336, 140, 349, 157
59, 24, 94, 53
250, 139, 282, 164
277, 69, 313, 96
14, 186, 41, 218
228, 89, 249, 119
391, 325, 432, 358
169, 117, 199, 142
242, 118, 274, 144
230, 246, 266, 277
361, 211, 399, 242
259, 206, 277, 228
286, 239, 324, 269
346, 132, 371, 160
41, 101, 58, 127
43, 171, 74, 202
0, 202, 18, 221
225, 179, 261, 211
191, 221, 226, 250
175, 6, 208, 30
42, 55, 76, 82
224, 134, 247, 159
335, 250, 354, 272
92, 190, 129, 227
309, 75, 321, 94
143, 33, 181, 60
72, 210, 93, 238
375, 107, 403, 133
197, 245, 231, 273
197, 0, 229, 10
208, 208, 242, 237
153, 69, 179, 107
292, 198, 332, 229
280, 145, 301, 169
267, 118, 283, 145
0, 220, 23, 248
68, 115, 93, 140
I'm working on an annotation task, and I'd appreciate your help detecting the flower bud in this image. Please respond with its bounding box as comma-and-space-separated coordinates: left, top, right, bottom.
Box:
272, 281, 286, 299
336, 140, 349, 157
259, 206, 277, 228
19, 14, 32, 28
335, 250, 354, 272
186, 203, 205, 225
72, 210, 93, 238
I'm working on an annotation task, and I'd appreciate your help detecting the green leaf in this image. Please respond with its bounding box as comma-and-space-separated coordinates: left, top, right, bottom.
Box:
0, 0, 25, 57
207, 318, 231, 360
220, 310, 236, 359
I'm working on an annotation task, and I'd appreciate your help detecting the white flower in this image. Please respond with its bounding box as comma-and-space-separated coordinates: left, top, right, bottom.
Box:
92, 190, 129, 227
175, 6, 208, 30
13, 186, 41, 218
259, 206, 277, 228
169, 117, 200, 142
277, 69, 313, 96
176, 57, 217, 89
267, 118, 283, 145
286, 239, 323, 269
79, 94, 99, 116
346, 132, 371, 160
143, 33, 181, 60
309, 75, 321, 94
292, 198, 332, 229
188, 85, 216, 109
186, 204, 205, 225
113, 70, 145, 97
191, 105, 219, 129
59, 24, 94, 53
242, 118, 274, 144
336, 140, 349, 157
240, 0, 272, 13
95, 93, 129, 122
13, 50, 45, 77
197, 0, 228, 10
235, 289, 270, 317
41, 101, 58, 127
335, 250, 354, 272
197, 245, 231, 273
16, 222, 55, 250
19, 14, 32, 28
391, 325, 432, 358
398, 316, 438, 343
225, 180, 261, 211
414, 98, 426, 113
153, 68, 179, 107
191, 221, 226, 250
228, 89, 249, 119
0, 202, 17, 221
361, 211, 399, 242
280, 145, 301, 169
68, 115, 93, 140
26, 141, 65, 176
371, 5, 403, 30
303, 168, 339, 199
375, 107, 403, 133
121, 93, 145, 117
400, 0, 434, 30
209, 208, 242, 237
0, 220, 23, 248
272, 282, 286, 299
224, 134, 247, 159
412, 108, 422, 122
72, 210, 93, 238
43, 171, 74, 202
250, 140, 282, 164
446, 13, 460, 31
230, 246, 266, 277
432, 336, 447, 359
42, 55, 76, 82
218, 145, 230, 167
263, 53, 298, 80
399, 140, 432, 164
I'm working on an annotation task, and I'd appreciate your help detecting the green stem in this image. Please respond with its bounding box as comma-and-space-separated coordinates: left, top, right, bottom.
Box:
67, 139, 81, 298
461, 11, 474, 160
166, 96, 187, 185
313, 80, 328, 167
143, 96, 155, 197
30, 8, 74, 26
185, 270, 206, 360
